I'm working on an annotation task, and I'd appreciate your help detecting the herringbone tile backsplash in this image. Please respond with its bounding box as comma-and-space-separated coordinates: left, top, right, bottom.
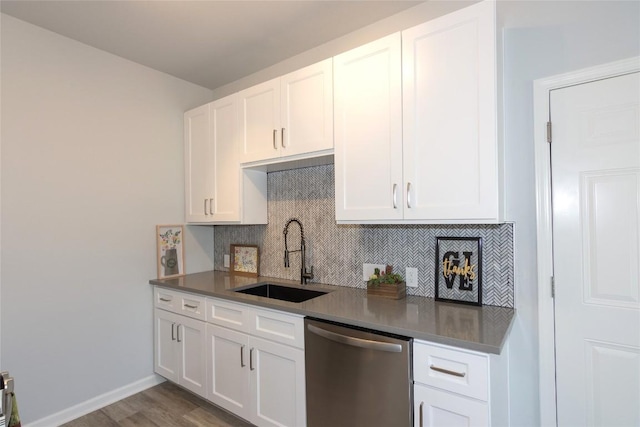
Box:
214, 164, 514, 308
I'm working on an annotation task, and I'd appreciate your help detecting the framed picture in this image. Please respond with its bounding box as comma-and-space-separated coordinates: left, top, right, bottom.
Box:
156, 225, 185, 279
230, 244, 259, 277
435, 237, 482, 306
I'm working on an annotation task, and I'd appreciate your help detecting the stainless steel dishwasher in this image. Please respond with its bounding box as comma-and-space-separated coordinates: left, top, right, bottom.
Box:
304, 317, 413, 426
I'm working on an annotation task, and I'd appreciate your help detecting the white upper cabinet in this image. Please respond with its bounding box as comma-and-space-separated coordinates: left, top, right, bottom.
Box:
239, 59, 333, 164
185, 96, 267, 224
335, 0, 501, 223
402, 0, 499, 222
184, 104, 212, 223
334, 33, 403, 221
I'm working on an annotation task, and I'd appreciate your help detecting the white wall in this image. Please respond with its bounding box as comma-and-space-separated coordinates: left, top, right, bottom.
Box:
499, 2, 639, 425
209, 1, 640, 425
0, 14, 213, 424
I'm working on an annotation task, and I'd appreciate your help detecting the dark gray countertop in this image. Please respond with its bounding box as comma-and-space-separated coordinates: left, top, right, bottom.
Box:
149, 270, 515, 354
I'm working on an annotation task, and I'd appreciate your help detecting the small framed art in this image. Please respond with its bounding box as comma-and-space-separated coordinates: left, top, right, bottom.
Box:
230, 244, 259, 277
435, 237, 482, 306
156, 225, 185, 279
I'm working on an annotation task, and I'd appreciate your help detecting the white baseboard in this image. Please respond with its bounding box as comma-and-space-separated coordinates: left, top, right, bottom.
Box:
25, 375, 165, 427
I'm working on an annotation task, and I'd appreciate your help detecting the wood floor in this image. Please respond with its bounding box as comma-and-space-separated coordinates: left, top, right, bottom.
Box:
61, 381, 254, 427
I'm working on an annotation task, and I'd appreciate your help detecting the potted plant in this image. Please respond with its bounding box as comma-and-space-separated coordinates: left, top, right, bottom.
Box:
367, 265, 406, 300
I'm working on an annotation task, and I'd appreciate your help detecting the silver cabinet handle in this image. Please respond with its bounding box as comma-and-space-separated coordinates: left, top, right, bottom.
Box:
184, 304, 198, 309
407, 182, 412, 208
249, 348, 255, 371
419, 401, 424, 427
240, 345, 246, 367
209, 198, 214, 215
273, 129, 277, 150
281, 127, 285, 148
307, 324, 402, 353
171, 323, 175, 341
392, 184, 398, 209
204, 198, 209, 216
176, 324, 181, 343
429, 365, 466, 377
159, 297, 171, 302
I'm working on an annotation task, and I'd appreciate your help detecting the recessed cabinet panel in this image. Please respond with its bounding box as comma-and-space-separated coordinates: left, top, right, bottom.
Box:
211, 96, 240, 221
239, 79, 281, 163
334, 33, 404, 221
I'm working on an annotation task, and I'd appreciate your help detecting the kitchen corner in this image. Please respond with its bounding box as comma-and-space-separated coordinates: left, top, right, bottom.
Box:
150, 270, 514, 355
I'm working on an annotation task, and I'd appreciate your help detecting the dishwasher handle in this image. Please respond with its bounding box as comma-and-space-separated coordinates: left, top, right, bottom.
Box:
307, 323, 403, 353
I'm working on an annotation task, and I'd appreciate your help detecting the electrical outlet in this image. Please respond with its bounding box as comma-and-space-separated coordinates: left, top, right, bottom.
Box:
223, 254, 230, 268
363, 263, 387, 281
406, 267, 418, 288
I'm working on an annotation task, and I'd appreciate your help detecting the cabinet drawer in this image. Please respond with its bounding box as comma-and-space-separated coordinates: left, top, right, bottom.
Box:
177, 292, 206, 321
413, 341, 488, 401
250, 307, 304, 349
206, 298, 250, 333
154, 287, 180, 312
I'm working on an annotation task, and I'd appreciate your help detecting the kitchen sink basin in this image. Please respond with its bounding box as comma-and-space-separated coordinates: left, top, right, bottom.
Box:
234, 283, 328, 303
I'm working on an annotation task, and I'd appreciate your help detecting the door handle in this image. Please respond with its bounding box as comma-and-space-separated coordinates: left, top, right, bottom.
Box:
392, 184, 398, 209
171, 323, 175, 341
307, 324, 402, 353
176, 324, 181, 343
209, 198, 214, 215
240, 345, 246, 367
281, 127, 286, 148
429, 365, 466, 378
419, 401, 424, 427
249, 348, 255, 371
407, 182, 412, 208
273, 129, 278, 150
204, 199, 208, 215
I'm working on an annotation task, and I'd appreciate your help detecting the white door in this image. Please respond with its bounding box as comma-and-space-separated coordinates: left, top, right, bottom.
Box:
184, 104, 211, 222
402, 0, 498, 222
239, 78, 281, 163
177, 316, 207, 398
280, 58, 333, 157
153, 308, 179, 382
207, 324, 251, 420
210, 95, 240, 221
414, 384, 489, 427
552, 72, 640, 426
250, 336, 306, 427
334, 32, 403, 221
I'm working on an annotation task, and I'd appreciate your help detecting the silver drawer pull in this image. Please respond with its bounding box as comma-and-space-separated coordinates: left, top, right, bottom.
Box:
184, 304, 198, 309
430, 365, 466, 378
159, 297, 171, 302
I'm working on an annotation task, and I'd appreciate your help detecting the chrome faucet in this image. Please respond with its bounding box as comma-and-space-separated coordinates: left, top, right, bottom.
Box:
283, 218, 314, 284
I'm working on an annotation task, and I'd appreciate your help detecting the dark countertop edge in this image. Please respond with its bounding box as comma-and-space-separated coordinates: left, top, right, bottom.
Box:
149, 275, 515, 355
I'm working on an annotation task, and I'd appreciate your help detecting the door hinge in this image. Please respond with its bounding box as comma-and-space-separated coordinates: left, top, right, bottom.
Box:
551, 276, 555, 298
547, 121, 552, 143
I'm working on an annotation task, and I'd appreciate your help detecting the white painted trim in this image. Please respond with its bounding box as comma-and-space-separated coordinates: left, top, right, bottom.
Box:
24, 375, 165, 427
533, 56, 640, 427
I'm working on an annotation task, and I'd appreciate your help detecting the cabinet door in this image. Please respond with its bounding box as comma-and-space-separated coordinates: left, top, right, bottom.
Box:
177, 315, 207, 398
239, 78, 281, 163
402, 0, 499, 221
334, 33, 404, 221
154, 308, 179, 383
184, 104, 212, 223
207, 324, 251, 420
280, 59, 333, 157
210, 95, 240, 221
414, 384, 489, 427
250, 337, 306, 427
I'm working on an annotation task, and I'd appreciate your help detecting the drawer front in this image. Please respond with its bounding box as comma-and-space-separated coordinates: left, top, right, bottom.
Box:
177, 292, 206, 321
250, 307, 305, 349
413, 341, 488, 401
206, 298, 250, 333
154, 287, 180, 312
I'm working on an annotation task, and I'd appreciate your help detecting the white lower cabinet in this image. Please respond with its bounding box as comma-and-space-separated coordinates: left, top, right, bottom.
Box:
154, 308, 207, 398
413, 339, 508, 427
206, 298, 306, 427
414, 384, 489, 427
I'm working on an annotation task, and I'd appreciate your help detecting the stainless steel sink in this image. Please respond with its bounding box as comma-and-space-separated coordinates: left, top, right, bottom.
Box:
234, 283, 328, 303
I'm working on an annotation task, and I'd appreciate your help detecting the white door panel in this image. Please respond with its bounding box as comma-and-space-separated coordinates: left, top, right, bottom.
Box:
552, 72, 640, 427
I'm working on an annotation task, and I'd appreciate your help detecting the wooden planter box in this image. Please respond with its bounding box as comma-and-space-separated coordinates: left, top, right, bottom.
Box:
367, 282, 406, 300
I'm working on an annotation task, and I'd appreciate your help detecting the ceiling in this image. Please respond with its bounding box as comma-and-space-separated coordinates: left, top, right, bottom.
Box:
1, 1, 422, 90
